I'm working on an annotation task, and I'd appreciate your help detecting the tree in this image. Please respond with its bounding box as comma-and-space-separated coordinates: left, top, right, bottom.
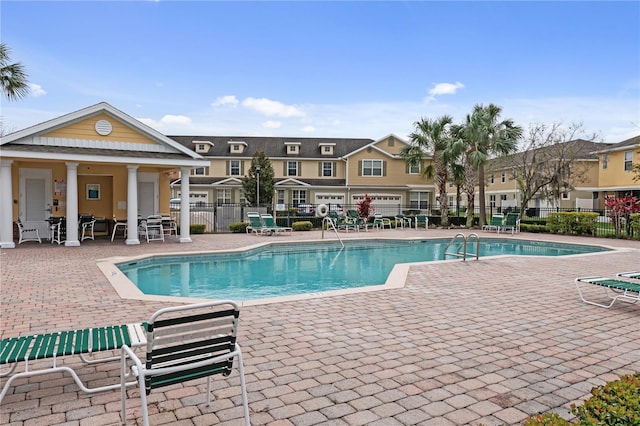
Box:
0, 43, 29, 101
401, 115, 453, 226
455, 104, 522, 226
356, 194, 375, 218
242, 150, 274, 206
492, 122, 599, 216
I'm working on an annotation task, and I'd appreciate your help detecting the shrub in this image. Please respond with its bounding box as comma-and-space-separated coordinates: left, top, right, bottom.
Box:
229, 221, 248, 233
190, 224, 206, 234
630, 213, 640, 239
547, 212, 598, 235
520, 223, 547, 233
524, 373, 640, 426
571, 372, 640, 425
292, 221, 313, 231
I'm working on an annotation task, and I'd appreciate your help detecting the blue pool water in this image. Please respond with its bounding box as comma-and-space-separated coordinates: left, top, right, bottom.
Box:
118, 239, 608, 300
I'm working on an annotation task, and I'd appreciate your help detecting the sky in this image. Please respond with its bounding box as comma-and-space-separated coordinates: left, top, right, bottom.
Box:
1, 1, 639, 143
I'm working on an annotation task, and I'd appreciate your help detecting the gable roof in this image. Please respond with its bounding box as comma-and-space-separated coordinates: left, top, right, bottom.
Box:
0, 102, 206, 165
342, 134, 418, 160
591, 135, 639, 154
168, 135, 373, 159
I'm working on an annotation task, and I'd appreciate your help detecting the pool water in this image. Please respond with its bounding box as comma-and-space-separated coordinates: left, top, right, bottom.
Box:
118, 238, 608, 301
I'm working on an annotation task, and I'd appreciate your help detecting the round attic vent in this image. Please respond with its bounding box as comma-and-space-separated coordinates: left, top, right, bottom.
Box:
95, 119, 113, 136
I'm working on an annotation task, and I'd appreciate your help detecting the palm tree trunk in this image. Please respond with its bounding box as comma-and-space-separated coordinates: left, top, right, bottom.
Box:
434, 153, 449, 226
478, 164, 486, 227
464, 156, 476, 228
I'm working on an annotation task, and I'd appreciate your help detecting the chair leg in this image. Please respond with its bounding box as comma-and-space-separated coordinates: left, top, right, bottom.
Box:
236, 346, 251, 426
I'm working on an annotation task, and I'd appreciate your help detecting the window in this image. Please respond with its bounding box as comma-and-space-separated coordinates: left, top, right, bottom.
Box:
198, 144, 205, 151
500, 195, 507, 202
489, 195, 496, 208
276, 190, 285, 205
289, 145, 297, 153
409, 192, 429, 209
624, 151, 633, 171
292, 189, 307, 205
217, 189, 231, 204
388, 138, 395, 147
229, 160, 241, 176
191, 167, 209, 176
408, 162, 420, 174
602, 154, 608, 170
324, 146, 331, 153
322, 162, 334, 177
501, 172, 506, 183
287, 161, 298, 176
562, 192, 570, 200
362, 160, 383, 176
233, 145, 240, 151
489, 175, 494, 184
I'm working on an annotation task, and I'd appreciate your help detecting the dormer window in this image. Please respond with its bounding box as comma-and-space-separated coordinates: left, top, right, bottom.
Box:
319, 142, 335, 155
285, 142, 301, 155
227, 140, 247, 154
193, 140, 213, 154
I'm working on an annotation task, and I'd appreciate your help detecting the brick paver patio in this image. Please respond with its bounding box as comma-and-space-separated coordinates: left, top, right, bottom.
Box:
1, 229, 638, 425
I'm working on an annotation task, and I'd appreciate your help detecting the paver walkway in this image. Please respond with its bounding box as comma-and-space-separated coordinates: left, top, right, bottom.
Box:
1, 230, 639, 425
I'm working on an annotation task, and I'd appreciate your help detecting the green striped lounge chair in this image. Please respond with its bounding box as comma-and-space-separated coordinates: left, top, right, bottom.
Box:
617, 271, 640, 281
575, 275, 640, 308
0, 323, 147, 402
120, 300, 250, 426
261, 213, 292, 235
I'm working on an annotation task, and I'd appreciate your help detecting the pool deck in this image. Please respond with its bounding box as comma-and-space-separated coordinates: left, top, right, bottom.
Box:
1, 229, 639, 425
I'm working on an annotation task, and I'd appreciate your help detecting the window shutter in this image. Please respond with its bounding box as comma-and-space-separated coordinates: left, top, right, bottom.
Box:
226, 161, 230, 175
383, 161, 387, 177
332, 162, 336, 177
297, 162, 301, 176
283, 162, 287, 176
405, 162, 410, 174
240, 162, 244, 176
318, 162, 322, 177
358, 160, 362, 176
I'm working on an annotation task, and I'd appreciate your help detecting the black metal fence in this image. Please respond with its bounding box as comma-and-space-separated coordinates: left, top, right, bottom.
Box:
170, 203, 637, 239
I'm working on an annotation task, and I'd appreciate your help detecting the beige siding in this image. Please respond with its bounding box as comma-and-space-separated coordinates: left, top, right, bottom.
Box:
44, 113, 159, 145
598, 150, 637, 187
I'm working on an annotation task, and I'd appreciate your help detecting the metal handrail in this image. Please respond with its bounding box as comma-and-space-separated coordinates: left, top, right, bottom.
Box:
443, 233, 480, 261
321, 217, 344, 249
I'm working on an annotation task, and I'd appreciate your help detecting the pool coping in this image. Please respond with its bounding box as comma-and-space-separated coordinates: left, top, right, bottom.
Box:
96, 235, 627, 307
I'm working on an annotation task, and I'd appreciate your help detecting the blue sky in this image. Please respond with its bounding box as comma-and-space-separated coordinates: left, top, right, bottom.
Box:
1, 1, 639, 143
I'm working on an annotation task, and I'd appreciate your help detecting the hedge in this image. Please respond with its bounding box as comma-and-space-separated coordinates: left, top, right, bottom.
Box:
546, 212, 599, 236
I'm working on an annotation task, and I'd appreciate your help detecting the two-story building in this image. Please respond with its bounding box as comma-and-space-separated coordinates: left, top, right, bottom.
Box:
592, 135, 640, 208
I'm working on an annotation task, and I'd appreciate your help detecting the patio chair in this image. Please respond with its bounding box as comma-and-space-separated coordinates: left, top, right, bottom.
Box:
415, 214, 428, 230
50, 217, 66, 245
162, 216, 178, 237
0, 322, 147, 403
482, 214, 504, 232
139, 215, 164, 243
497, 213, 519, 234
394, 214, 412, 229
79, 214, 96, 241
575, 276, 640, 308
346, 209, 372, 231
15, 219, 41, 244
120, 301, 250, 426
246, 212, 268, 235
374, 213, 392, 230
111, 215, 128, 242
261, 214, 292, 235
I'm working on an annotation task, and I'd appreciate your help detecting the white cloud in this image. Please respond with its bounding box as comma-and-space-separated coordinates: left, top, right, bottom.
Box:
301, 125, 316, 133
425, 81, 465, 102
29, 83, 46, 98
263, 120, 281, 129
160, 114, 192, 125
242, 97, 305, 117
212, 95, 239, 107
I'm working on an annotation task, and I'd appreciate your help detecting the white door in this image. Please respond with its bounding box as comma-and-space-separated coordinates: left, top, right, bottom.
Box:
19, 168, 52, 236
138, 181, 156, 218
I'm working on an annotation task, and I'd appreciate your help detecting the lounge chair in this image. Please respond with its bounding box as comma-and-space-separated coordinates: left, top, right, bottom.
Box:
346, 209, 375, 231
374, 213, 392, 230
575, 276, 640, 308
483, 214, 504, 232
331, 213, 358, 232
120, 301, 250, 426
0, 322, 147, 403
246, 213, 269, 235
497, 213, 519, 234
415, 214, 428, 230
261, 213, 293, 235
617, 271, 640, 281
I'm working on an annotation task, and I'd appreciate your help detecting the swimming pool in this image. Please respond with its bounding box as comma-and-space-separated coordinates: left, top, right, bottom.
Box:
116, 238, 608, 301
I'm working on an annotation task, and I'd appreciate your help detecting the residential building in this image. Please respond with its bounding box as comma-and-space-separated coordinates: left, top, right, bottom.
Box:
592, 135, 640, 208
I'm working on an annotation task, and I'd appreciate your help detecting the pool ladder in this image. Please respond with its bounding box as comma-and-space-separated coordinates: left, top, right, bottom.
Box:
443, 233, 479, 261
321, 217, 344, 249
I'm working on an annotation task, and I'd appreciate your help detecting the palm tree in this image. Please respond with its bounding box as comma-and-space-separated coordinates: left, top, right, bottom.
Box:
0, 43, 29, 101
456, 104, 522, 227
401, 115, 453, 226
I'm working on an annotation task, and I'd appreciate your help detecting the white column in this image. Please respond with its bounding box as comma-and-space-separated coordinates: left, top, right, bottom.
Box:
65, 162, 80, 246
0, 160, 16, 248
126, 165, 140, 245
179, 168, 192, 243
